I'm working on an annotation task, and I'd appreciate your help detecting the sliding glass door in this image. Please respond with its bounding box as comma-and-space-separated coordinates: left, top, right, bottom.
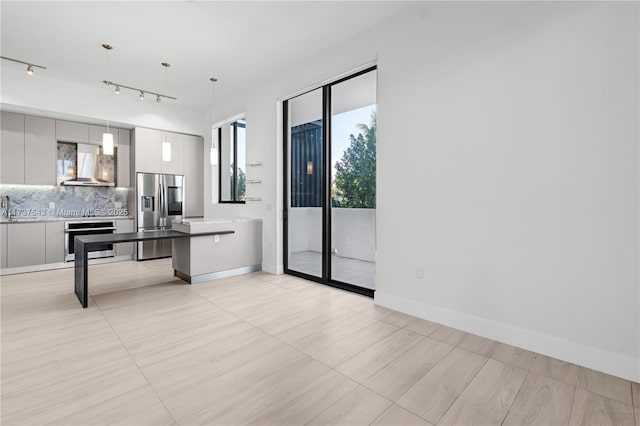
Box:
284, 67, 377, 294
330, 71, 377, 289
285, 88, 323, 278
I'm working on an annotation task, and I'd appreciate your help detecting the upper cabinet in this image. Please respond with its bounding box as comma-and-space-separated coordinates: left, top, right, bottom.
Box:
56, 120, 89, 143
1, 113, 129, 186
161, 132, 183, 175
0, 113, 56, 185
25, 116, 56, 185
89, 125, 118, 147
132, 127, 203, 216
133, 127, 186, 176
117, 129, 131, 187
183, 134, 204, 217
133, 127, 163, 174
0, 112, 25, 184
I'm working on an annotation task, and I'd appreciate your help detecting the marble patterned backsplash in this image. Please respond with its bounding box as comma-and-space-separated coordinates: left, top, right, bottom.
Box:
0, 184, 130, 219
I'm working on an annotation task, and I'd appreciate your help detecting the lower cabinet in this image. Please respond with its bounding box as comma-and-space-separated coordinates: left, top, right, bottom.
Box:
7, 223, 46, 268
1, 224, 7, 269
45, 222, 64, 263
4, 218, 135, 270
115, 219, 134, 257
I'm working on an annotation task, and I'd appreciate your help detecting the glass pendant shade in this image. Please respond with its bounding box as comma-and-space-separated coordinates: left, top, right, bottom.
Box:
102, 133, 114, 155
210, 146, 218, 166
162, 141, 171, 161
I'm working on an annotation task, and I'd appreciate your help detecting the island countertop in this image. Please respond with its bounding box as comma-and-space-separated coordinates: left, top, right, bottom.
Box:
175, 217, 262, 225
173, 217, 262, 233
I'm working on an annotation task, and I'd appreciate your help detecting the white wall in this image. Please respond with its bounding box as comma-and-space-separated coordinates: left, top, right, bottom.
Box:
205, 1, 639, 382
376, 2, 639, 381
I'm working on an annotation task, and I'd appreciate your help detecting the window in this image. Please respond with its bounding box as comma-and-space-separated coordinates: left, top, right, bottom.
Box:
218, 119, 246, 203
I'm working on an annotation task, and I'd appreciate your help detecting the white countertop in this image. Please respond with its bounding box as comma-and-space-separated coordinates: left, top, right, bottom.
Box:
175, 217, 262, 225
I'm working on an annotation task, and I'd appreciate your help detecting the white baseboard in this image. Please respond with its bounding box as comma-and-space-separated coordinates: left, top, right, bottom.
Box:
375, 291, 640, 383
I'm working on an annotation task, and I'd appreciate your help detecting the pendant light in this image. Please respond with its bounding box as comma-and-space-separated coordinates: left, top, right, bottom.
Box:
102, 44, 114, 156
209, 77, 218, 166
161, 62, 171, 162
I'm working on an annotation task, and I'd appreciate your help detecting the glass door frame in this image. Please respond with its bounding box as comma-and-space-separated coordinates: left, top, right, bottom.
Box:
283, 65, 377, 298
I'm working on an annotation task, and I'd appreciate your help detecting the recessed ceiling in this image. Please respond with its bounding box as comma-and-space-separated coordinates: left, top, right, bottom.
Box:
1, 1, 412, 110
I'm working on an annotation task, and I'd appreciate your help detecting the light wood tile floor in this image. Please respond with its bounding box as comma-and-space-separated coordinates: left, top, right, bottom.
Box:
1, 259, 638, 426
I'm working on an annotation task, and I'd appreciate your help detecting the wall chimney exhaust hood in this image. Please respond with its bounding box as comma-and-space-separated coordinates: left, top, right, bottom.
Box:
57, 142, 116, 187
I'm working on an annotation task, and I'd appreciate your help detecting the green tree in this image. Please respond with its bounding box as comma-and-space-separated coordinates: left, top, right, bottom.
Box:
237, 167, 246, 200
229, 165, 246, 200
333, 112, 376, 208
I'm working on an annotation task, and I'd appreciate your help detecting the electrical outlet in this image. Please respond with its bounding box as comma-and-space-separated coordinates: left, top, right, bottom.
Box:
416, 267, 425, 279
49, 202, 55, 209
214, 235, 220, 243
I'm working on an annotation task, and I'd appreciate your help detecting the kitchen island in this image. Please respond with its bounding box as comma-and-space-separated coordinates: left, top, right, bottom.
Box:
172, 217, 262, 283
74, 229, 234, 308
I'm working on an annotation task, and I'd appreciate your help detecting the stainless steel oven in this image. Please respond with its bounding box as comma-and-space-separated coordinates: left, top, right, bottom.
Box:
65, 220, 116, 262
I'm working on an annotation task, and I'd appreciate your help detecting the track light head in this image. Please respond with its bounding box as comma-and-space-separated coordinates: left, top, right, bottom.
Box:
139, 91, 144, 100
26, 65, 34, 75
115, 85, 120, 94
156, 95, 162, 103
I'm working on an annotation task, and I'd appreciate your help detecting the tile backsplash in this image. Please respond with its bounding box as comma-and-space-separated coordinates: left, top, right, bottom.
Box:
0, 184, 130, 219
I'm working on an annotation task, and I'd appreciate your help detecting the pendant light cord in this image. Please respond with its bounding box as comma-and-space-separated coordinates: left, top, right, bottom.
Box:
210, 77, 219, 149
104, 47, 110, 133
164, 64, 168, 142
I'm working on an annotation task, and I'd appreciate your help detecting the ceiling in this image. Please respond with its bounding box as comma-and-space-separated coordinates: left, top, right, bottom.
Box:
1, 1, 412, 110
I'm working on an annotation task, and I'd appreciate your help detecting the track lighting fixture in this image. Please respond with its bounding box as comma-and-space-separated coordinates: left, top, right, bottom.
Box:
156, 95, 161, 103
102, 80, 176, 101
0, 56, 47, 74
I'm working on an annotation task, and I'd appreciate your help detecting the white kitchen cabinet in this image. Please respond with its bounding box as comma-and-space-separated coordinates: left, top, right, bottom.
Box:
88, 125, 118, 147
161, 132, 184, 175
25, 116, 56, 185
56, 120, 89, 143
133, 127, 163, 174
1, 112, 25, 184
45, 221, 64, 263
7, 222, 46, 268
183, 134, 204, 217
117, 129, 131, 187
1, 224, 7, 269
115, 219, 134, 257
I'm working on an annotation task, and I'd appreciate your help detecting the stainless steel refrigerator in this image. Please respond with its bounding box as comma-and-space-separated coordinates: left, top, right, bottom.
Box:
136, 172, 184, 260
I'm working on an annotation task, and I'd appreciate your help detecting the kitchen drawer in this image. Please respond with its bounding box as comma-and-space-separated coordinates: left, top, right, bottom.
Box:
1, 224, 7, 269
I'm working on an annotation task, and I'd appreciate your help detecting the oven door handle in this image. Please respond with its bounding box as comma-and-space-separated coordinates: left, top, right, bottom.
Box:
65, 227, 117, 233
